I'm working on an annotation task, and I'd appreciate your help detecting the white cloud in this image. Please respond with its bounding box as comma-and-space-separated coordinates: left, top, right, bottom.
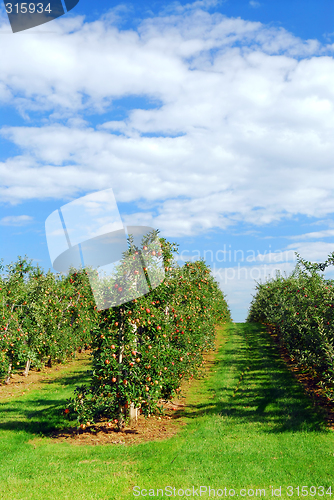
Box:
285, 241, 334, 263
0, 7, 334, 237
249, 1, 260, 8
0, 215, 34, 226
161, 0, 223, 15
288, 229, 334, 240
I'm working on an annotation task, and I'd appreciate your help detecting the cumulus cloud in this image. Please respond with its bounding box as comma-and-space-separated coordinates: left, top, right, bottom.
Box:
0, 6, 334, 238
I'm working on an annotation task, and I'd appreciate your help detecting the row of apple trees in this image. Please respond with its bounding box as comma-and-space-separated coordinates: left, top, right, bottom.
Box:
64, 231, 231, 429
0, 256, 100, 383
247, 251, 334, 401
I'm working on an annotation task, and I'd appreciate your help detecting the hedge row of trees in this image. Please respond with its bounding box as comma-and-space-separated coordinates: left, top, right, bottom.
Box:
0, 256, 100, 383
64, 232, 231, 429
247, 251, 334, 401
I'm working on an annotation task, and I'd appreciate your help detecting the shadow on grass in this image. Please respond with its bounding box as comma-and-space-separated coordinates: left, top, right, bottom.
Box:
172, 323, 328, 433
0, 369, 91, 437
0, 323, 329, 439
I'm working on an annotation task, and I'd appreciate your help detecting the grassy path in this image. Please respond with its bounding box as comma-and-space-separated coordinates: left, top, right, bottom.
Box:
0, 322, 334, 499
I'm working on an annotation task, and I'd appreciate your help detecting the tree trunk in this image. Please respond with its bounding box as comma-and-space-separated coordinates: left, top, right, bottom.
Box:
129, 403, 138, 426
128, 321, 139, 427
5, 361, 12, 384
23, 358, 31, 377
47, 356, 52, 368
117, 310, 125, 431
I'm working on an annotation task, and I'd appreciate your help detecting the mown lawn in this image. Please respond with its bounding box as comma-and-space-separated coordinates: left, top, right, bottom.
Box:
0, 322, 333, 499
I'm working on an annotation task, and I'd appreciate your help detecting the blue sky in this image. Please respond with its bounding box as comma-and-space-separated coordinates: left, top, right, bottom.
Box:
1, 0, 334, 321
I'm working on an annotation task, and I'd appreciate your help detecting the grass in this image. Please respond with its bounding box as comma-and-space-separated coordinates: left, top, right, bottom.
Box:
0, 322, 334, 499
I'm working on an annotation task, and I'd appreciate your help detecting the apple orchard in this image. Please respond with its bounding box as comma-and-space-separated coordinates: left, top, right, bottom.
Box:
0, 230, 231, 430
